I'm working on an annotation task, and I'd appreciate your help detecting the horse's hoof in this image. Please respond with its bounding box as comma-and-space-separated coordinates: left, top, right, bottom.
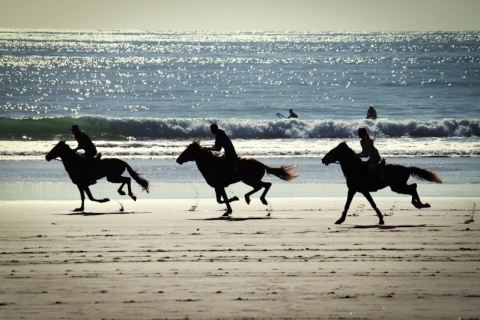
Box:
101, 198, 110, 203
73, 208, 84, 212
245, 197, 251, 205
118, 191, 126, 196
379, 220, 385, 225
335, 219, 344, 225
260, 198, 268, 205
130, 194, 137, 201
222, 212, 232, 217
232, 196, 239, 201
412, 202, 421, 209
423, 203, 431, 208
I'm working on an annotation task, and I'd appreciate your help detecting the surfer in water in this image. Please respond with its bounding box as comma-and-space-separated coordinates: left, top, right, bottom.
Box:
207, 124, 238, 174
366, 105, 377, 119
71, 125, 98, 159
288, 109, 298, 119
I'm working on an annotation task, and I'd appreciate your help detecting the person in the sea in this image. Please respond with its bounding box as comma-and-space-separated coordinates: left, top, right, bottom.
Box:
288, 109, 298, 119
207, 123, 238, 174
71, 125, 98, 159
357, 127, 383, 183
366, 105, 378, 119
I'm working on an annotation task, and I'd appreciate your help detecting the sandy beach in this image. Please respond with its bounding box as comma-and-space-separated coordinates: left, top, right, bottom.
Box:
0, 196, 479, 319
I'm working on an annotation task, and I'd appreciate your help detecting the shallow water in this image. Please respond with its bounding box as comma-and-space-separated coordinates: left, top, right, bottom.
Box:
1, 157, 478, 200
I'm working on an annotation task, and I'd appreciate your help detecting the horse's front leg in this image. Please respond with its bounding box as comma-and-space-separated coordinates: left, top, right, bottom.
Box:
336, 189, 356, 224
362, 192, 384, 225
74, 185, 86, 212
215, 187, 233, 217
84, 186, 110, 204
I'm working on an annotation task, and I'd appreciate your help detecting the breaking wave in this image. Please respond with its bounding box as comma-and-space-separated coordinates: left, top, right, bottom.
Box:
1, 116, 479, 141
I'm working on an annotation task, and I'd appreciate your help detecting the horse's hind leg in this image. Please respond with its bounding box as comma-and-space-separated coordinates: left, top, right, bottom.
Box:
259, 181, 272, 205
84, 186, 110, 204
244, 185, 261, 205
362, 192, 384, 225
390, 183, 430, 208
107, 175, 136, 201
243, 180, 271, 205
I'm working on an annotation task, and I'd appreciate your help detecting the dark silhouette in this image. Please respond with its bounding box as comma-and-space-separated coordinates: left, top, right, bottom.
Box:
46, 141, 149, 212
322, 142, 442, 225
206, 124, 238, 175
366, 105, 377, 119
71, 125, 97, 159
288, 109, 298, 119
177, 140, 298, 217
357, 127, 382, 184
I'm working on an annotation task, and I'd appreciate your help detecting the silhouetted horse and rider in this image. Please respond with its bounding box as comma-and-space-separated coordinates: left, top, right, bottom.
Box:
46, 126, 149, 212
177, 137, 298, 217
322, 141, 442, 225
47, 124, 442, 224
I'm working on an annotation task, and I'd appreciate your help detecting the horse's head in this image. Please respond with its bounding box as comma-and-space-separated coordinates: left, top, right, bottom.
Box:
176, 140, 203, 165
45, 141, 70, 161
322, 142, 353, 165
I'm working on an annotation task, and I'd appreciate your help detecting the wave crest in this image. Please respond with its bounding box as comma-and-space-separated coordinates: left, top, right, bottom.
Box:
0, 116, 479, 140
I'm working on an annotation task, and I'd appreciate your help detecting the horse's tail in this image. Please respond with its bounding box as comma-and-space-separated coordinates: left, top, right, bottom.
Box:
265, 164, 299, 181
126, 164, 150, 193
409, 167, 442, 184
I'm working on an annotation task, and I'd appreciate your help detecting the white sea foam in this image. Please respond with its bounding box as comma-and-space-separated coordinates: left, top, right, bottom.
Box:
2, 137, 479, 161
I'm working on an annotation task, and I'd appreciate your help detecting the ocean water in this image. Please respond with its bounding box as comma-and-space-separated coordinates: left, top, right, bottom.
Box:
0, 30, 479, 199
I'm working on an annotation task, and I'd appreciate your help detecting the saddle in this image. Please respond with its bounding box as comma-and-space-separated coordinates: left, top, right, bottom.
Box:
80, 154, 102, 185
366, 159, 386, 191
219, 156, 241, 181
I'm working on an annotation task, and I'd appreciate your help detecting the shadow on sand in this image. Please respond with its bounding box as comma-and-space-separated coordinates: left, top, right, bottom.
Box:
58, 211, 147, 216
189, 216, 301, 222
348, 224, 446, 229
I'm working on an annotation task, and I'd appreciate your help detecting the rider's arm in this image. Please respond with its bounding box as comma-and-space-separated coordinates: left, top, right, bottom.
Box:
209, 135, 224, 152
358, 139, 373, 157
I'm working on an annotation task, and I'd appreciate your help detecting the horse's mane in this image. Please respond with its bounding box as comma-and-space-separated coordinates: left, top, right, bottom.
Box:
339, 142, 362, 163
53, 141, 80, 159
191, 140, 222, 159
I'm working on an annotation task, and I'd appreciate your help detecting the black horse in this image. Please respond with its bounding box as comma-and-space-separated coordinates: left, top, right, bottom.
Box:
46, 141, 149, 211
322, 142, 442, 225
176, 140, 298, 216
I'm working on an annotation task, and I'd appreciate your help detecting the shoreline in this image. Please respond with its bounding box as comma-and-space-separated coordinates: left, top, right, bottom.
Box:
1, 181, 479, 201
1, 197, 479, 319
2, 156, 480, 202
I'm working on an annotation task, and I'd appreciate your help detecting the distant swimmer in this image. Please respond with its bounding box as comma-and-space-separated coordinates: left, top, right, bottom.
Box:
288, 109, 298, 119
70, 125, 97, 159
366, 105, 378, 119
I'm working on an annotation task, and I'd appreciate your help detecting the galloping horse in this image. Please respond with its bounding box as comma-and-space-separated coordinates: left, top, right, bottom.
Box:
176, 140, 298, 216
46, 141, 149, 212
322, 142, 442, 225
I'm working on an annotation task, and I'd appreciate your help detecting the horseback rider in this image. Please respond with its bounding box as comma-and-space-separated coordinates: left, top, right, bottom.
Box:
71, 125, 99, 185
357, 127, 384, 183
206, 124, 238, 175
71, 125, 98, 159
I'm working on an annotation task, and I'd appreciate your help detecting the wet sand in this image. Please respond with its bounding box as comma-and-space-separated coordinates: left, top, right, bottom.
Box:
0, 197, 479, 319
